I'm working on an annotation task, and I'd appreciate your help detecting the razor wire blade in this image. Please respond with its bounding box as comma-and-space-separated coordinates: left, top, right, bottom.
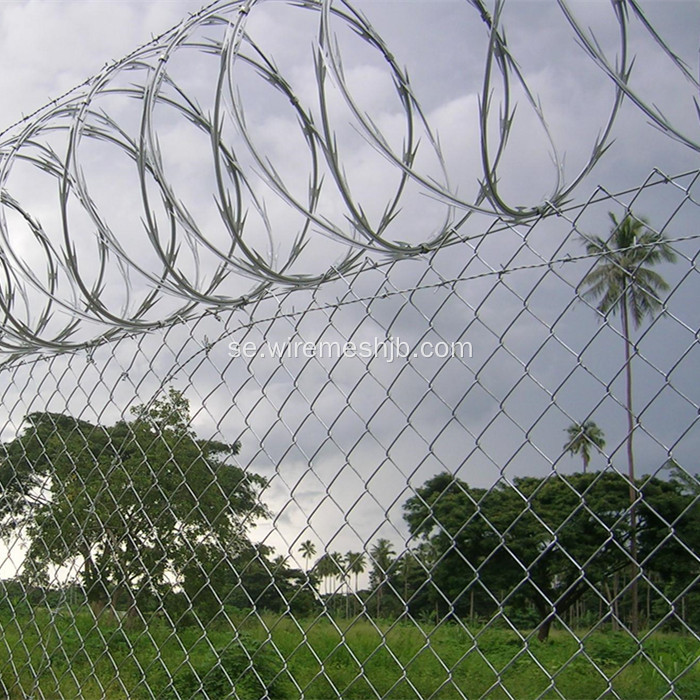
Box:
0, 0, 697, 354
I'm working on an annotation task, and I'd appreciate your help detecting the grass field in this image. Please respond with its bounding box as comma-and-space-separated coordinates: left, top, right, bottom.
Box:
0, 608, 698, 698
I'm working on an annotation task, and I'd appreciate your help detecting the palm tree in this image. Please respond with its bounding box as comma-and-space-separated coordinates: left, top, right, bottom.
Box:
564, 421, 605, 473
313, 553, 335, 596
346, 551, 366, 616
328, 551, 346, 615
299, 540, 316, 573
346, 551, 366, 592
370, 538, 396, 618
580, 211, 676, 635
329, 551, 345, 586
271, 554, 287, 571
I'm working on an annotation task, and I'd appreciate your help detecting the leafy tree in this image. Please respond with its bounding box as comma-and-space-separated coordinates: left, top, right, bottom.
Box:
403, 470, 698, 640
0, 388, 268, 614
311, 551, 348, 615
329, 551, 346, 593
181, 542, 310, 621
564, 421, 605, 473
580, 211, 676, 634
392, 546, 437, 622
663, 459, 699, 496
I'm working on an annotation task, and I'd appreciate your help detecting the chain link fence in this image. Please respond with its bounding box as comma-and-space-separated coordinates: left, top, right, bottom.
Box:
1, 0, 699, 697
0, 166, 698, 697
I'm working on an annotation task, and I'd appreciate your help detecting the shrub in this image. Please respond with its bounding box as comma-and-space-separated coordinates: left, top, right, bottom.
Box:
162, 635, 290, 699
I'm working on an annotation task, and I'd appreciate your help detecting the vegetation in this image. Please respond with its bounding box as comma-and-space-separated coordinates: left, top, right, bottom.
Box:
0, 394, 696, 696
563, 421, 605, 473
0, 390, 284, 618
0, 604, 697, 699
0, 210, 692, 695
580, 212, 677, 635
299, 540, 316, 572
401, 470, 699, 641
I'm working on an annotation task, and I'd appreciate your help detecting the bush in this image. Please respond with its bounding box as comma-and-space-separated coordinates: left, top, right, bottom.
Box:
162, 635, 290, 699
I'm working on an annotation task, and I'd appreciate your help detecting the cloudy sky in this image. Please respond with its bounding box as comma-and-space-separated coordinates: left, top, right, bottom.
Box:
0, 0, 698, 579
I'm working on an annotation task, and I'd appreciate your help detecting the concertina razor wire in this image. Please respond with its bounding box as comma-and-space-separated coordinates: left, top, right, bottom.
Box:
0, 0, 698, 698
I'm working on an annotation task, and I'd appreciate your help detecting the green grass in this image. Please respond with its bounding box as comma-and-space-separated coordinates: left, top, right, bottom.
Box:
0, 608, 698, 698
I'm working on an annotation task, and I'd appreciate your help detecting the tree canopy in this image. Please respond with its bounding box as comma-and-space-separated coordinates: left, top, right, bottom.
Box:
403, 470, 699, 639
0, 388, 268, 613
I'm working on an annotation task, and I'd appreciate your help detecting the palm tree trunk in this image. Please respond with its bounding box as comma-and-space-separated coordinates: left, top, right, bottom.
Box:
621, 297, 639, 637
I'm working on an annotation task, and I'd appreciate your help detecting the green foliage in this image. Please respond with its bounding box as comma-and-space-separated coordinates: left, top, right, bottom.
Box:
367, 538, 396, 617
581, 212, 676, 327
403, 470, 700, 638
563, 420, 605, 472
580, 211, 678, 637
0, 389, 268, 612
181, 541, 308, 623
163, 635, 290, 700
0, 606, 697, 698
299, 540, 316, 569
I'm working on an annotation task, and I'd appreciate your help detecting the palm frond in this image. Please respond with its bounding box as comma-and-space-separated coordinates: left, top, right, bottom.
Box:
580, 213, 674, 326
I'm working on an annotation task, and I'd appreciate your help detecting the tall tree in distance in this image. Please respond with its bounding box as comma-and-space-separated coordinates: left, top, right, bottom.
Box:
564, 421, 605, 473
370, 539, 396, 618
313, 553, 336, 597
330, 551, 346, 591
346, 551, 366, 616
580, 211, 676, 635
299, 540, 316, 573
346, 551, 366, 593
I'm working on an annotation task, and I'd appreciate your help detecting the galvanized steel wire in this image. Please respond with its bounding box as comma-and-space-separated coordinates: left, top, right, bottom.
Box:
0, 1, 698, 698
0, 0, 697, 354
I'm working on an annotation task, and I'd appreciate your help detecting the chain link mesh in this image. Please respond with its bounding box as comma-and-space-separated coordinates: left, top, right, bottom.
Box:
0, 0, 699, 697
0, 167, 698, 697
